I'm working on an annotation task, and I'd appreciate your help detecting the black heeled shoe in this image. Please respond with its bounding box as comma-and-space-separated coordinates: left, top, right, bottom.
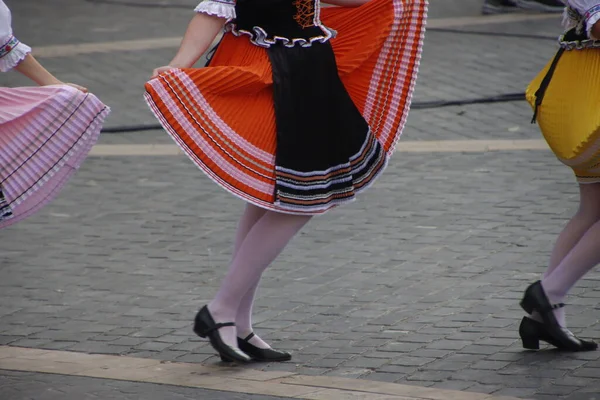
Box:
238, 333, 292, 362
519, 281, 597, 352
193, 306, 251, 363
220, 333, 292, 362
519, 317, 597, 351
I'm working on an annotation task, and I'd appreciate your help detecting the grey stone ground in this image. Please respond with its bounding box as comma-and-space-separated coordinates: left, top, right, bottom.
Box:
2, 1, 600, 399
0, 370, 287, 400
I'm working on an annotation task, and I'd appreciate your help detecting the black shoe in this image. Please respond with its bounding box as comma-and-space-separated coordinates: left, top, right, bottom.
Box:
221, 333, 292, 362
520, 281, 598, 352
519, 317, 597, 351
238, 333, 292, 362
193, 306, 251, 363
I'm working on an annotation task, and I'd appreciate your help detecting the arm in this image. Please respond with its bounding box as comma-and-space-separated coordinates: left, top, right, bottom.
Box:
12, 54, 87, 92
152, 13, 226, 77
592, 20, 600, 39
322, 0, 370, 6
0, 0, 87, 91
14, 54, 61, 86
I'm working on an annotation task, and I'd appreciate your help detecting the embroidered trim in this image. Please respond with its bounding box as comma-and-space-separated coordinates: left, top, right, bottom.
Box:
0, 36, 19, 58
274, 132, 388, 212
559, 34, 600, 50
226, 0, 336, 49
293, 0, 316, 29
585, 4, 600, 21
586, 7, 600, 40
226, 24, 336, 48
0, 185, 13, 222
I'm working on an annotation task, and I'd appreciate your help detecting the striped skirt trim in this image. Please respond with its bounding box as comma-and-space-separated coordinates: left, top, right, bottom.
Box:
274, 134, 387, 211
0, 86, 109, 229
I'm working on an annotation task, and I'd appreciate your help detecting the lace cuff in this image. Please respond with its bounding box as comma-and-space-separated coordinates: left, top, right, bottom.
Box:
0, 36, 31, 73
194, 0, 236, 21
585, 4, 600, 39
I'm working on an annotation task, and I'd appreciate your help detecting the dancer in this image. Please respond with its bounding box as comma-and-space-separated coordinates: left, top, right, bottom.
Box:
0, 0, 109, 229
520, 0, 600, 351
145, 0, 427, 362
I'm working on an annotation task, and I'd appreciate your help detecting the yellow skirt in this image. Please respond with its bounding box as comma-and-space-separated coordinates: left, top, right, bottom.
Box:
526, 49, 600, 183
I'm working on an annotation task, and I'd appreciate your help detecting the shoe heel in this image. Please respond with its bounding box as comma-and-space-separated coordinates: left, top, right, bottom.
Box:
519, 317, 540, 350
520, 296, 535, 314
521, 335, 540, 350
193, 326, 207, 339
220, 355, 233, 363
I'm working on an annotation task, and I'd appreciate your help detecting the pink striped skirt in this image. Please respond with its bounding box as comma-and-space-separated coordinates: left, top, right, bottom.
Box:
0, 85, 109, 229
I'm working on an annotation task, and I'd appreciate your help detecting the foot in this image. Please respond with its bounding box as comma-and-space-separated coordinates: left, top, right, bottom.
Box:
519, 316, 597, 352
237, 330, 271, 349
520, 281, 596, 352
530, 286, 566, 328
193, 305, 250, 363
238, 332, 292, 362
205, 303, 237, 347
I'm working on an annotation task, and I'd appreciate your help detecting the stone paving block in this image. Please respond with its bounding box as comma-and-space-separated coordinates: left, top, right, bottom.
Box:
565, 390, 600, 400
406, 370, 454, 383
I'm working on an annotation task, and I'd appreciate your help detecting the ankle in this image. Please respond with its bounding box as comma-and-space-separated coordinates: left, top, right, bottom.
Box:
207, 302, 236, 322
540, 281, 565, 305
236, 325, 253, 338
242, 332, 272, 349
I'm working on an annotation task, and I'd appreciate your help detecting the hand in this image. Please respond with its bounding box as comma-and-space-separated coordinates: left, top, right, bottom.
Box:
64, 82, 88, 93
42, 81, 88, 93
152, 65, 177, 78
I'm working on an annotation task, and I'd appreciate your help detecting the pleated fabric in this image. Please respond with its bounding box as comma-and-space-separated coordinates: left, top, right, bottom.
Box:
0, 85, 109, 229
145, 0, 428, 214
526, 49, 600, 183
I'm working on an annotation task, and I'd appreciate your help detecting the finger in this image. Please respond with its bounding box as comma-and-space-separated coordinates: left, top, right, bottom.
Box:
67, 83, 88, 93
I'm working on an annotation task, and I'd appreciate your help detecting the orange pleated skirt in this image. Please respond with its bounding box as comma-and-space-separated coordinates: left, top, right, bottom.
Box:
145, 0, 428, 214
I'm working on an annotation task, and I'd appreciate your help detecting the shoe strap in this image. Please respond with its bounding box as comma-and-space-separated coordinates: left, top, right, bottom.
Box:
203, 322, 235, 335
241, 332, 255, 342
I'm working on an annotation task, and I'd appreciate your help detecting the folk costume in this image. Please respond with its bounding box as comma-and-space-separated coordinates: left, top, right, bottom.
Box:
527, 0, 600, 183
145, 0, 428, 214
0, 0, 109, 229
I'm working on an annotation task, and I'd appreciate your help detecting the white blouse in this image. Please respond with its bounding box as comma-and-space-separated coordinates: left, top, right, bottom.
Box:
194, 0, 236, 21
0, 0, 31, 72
563, 0, 600, 39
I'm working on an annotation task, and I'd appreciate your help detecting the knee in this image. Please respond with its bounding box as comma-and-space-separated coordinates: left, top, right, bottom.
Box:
576, 204, 600, 224
577, 183, 600, 221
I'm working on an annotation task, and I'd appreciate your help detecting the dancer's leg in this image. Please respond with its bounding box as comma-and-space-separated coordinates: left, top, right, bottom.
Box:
235, 278, 266, 347
538, 183, 600, 327
230, 205, 268, 348
232, 203, 268, 257
544, 184, 600, 275
208, 210, 311, 347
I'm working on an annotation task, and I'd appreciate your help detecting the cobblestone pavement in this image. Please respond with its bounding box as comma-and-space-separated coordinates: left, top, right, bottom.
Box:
0, 370, 288, 400
2, 1, 600, 400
